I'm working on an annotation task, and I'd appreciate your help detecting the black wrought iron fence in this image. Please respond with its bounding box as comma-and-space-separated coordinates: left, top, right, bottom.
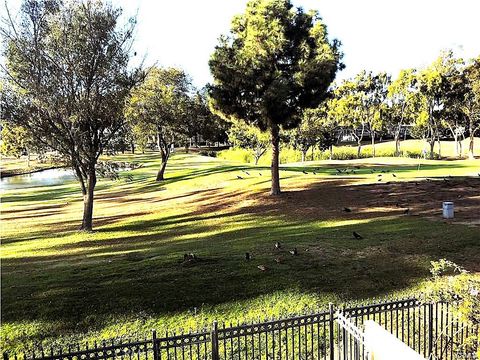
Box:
3, 298, 478, 360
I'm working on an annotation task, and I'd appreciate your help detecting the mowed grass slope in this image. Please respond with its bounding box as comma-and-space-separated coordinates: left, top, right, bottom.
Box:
1, 152, 480, 351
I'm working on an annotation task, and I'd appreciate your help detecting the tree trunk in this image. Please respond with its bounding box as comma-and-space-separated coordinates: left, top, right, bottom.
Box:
453, 134, 460, 158
394, 134, 401, 157
371, 132, 376, 158
429, 140, 435, 160
26, 148, 30, 168
469, 132, 475, 159
156, 158, 167, 181
357, 141, 362, 158
301, 150, 306, 162
437, 136, 442, 158
131, 142, 135, 154
80, 170, 96, 231
254, 156, 260, 165
329, 145, 333, 160
270, 124, 281, 195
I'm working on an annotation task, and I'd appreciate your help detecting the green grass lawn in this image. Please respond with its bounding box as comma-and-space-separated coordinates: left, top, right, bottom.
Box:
1, 151, 479, 351
218, 138, 480, 164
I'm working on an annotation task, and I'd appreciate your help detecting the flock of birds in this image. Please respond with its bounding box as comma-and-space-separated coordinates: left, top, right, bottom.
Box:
245, 241, 301, 272
234, 166, 402, 181
231, 166, 479, 272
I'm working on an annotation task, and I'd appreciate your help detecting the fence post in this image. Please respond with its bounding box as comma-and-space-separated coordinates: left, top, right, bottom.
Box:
329, 303, 335, 360
152, 330, 159, 360
428, 302, 434, 357
211, 321, 220, 360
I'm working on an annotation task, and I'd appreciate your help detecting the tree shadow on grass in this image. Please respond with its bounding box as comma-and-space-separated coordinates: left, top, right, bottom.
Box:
2, 180, 479, 330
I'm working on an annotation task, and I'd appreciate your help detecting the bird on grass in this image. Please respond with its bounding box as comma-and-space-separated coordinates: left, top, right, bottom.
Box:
289, 248, 298, 255
313, 171, 317, 175
378, 178, 382, 182
392, 174, 397, 178
245, 252, 251, 261
245, 171, 250, 176
274, 242, 281, 250
259, 172, 262, 176
343, 207, 352, 213
377, 174, 382, 177
257, 265, 267, 271
237, 175, 243, 180
302, 170, 308, 174
353, 231, 363, 240
274, 257, 282, 264
403, 208, 410, 215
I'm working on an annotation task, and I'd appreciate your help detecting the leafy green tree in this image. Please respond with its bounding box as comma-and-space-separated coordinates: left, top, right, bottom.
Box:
365, 72, 390, 157
126, 67, 192, 181
181, 90, 229, 150
228, 120, 270, 165
460, 57, 480, 159
331, 72, 377, 158
1, 0, 142, 231
1, 123, 31, 159
440, 61, 468, 158
387, 69, 418, 156
414, 51, 459, 159
208, 0, 342, 195
289, 108, 325, 162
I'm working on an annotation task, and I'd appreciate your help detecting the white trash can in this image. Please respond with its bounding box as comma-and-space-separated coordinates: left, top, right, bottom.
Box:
442, 201, 454, 219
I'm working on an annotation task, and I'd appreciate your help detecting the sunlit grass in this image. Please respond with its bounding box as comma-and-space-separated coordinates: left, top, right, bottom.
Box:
1, 151, 479, 352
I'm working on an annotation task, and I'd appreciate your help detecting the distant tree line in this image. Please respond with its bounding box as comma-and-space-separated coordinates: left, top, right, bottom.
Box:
226, 51, 480, 165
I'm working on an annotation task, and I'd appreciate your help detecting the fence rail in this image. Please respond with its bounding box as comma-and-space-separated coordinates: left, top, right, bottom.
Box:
4, 298, 478, 360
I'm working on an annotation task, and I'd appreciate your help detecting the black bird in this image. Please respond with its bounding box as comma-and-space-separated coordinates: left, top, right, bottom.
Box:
259, 173, 262, 176
403, 208, 410, 215
245, 252, 251, 261
392, 174, 397, 177
378, 178, 382, 182
245, 171, 250, 176
335, 168, 342, 173
237, 175, 243, 180
353, 231, 363, 240
274, 242, 281, 249
289, 248, 298, 255
343, 207, 352, 213
377, 174, 382, 177
302, 170, 308, 174
313, 171, 317, 175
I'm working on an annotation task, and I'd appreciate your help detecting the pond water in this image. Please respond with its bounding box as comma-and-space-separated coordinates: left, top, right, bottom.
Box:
0, 168, 76, 190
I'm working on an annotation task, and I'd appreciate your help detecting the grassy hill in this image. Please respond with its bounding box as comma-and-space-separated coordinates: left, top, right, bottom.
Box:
218, 138, 480, 164
1, 152, 479, 351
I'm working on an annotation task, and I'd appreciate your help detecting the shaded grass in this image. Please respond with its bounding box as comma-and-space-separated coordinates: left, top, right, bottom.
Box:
1, 152, 479, 351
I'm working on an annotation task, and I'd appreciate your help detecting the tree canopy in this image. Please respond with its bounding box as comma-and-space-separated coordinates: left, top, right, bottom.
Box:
209, 0, 343, 194
1, 0, 142, 230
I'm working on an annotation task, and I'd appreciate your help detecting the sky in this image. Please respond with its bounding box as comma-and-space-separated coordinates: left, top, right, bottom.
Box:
4, 0, 480, 87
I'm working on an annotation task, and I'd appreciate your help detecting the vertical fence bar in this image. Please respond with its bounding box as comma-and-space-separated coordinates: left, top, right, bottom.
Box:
211, 321, 219, 360
329, 303, 335, 360
428, 302, 434, 357
152, 330, 159, 360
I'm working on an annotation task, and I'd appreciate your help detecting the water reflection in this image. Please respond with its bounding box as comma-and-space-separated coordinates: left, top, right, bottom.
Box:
0, 168, 76, 190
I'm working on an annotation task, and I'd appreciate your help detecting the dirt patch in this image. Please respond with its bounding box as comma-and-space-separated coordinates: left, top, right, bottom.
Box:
188, 178, 480, 226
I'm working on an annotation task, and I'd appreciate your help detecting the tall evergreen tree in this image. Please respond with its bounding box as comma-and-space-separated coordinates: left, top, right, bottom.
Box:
208, 0, 342, 194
